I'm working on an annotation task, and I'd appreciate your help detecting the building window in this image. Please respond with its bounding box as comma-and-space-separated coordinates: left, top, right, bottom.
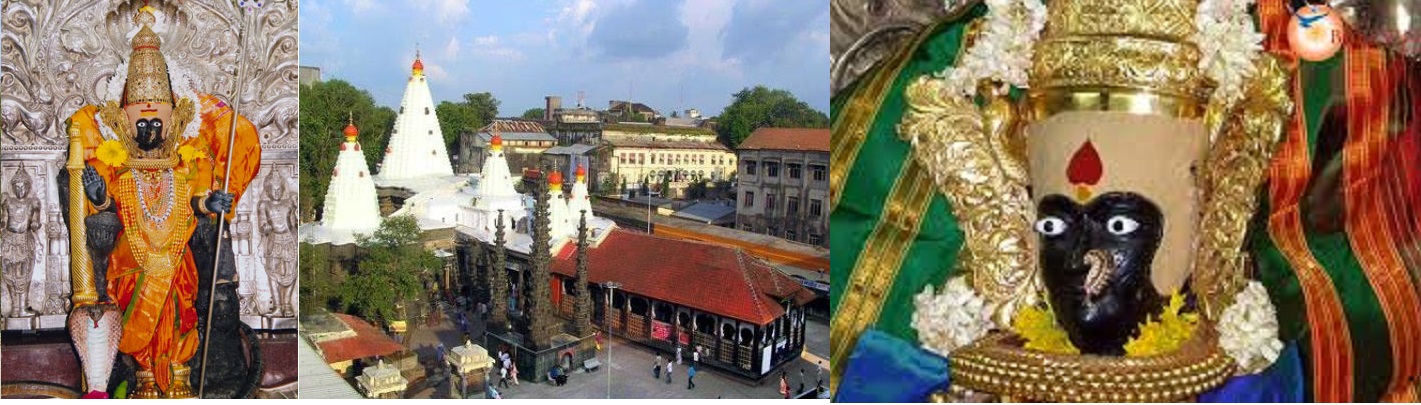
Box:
639, 153, 645, 165
809, 199, 823, 217
766, 161, 780, 178
786, 229, 797, 241
745, 160, 758, 175
787, 197, 800, 215
425, 107, 430, 115
811, 164, 827, 182
789, 163, 802, 179
768, 225, 779, 237
808, 233, 821, 245
767, 193, 776, 212
745, 191, 755, 208
619, 153, 626, 164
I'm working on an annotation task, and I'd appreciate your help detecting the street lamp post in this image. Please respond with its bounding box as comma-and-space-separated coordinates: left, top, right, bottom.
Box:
602, 281, 622, 399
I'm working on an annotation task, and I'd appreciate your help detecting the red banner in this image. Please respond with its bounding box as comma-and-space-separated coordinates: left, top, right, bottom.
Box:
652, 321, 671, 340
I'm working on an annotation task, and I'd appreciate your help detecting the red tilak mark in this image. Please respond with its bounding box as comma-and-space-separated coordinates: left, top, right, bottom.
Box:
1067, 140, 1103, 185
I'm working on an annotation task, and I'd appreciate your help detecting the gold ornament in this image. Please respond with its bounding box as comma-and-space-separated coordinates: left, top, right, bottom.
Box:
898, 75, 1039, 326
1192, 55, 1293, 317
124, 24, 173, 106
1029, 0, 1211, 117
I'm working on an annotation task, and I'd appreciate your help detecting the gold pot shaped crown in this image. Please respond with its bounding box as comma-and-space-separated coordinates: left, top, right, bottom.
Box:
124, 24, 173, 106
1029, 0, 1212, 118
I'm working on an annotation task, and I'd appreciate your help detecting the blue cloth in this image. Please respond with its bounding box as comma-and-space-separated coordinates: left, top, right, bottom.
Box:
1199, 342, 1305, 403
834, 329, 1305, 403
833, 329, 950, 403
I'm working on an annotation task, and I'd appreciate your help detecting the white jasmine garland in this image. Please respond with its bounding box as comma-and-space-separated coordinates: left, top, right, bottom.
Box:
937, 0, 1047, 97
1216, 280, 1284, 375
1194, 0, 1265, 105
912, 276, 995, 357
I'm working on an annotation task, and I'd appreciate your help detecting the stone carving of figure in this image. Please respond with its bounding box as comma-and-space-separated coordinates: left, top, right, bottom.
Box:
257, 169, 296, 317
45, 213, 69, 315
2, 166, 42, 317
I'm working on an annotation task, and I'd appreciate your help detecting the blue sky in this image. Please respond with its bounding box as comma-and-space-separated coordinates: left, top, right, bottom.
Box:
299, 0, 829, 117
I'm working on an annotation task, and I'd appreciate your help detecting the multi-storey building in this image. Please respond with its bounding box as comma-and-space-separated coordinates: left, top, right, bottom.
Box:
601, 123, 737, 198
734, 128, 830, 247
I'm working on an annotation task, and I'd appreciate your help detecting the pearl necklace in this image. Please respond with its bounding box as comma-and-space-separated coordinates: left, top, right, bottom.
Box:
134, 169, 176, 224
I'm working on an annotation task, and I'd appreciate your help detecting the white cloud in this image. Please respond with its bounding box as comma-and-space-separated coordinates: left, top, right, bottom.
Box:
473, 35, 499, 46
343, 0, 379, 14
423, 62, 450, 81
411, 0, 472, 25
444, 36, 461, 60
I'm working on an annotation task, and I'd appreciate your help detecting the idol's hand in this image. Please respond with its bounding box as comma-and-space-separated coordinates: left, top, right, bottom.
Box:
81, 165, 107, 207
205, 191, 234, 214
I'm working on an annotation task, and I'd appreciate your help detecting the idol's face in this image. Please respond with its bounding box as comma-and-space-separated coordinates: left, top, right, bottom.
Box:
12, 178, 29, 198
124, 102, 174, 152
1035, 192, 1165, 355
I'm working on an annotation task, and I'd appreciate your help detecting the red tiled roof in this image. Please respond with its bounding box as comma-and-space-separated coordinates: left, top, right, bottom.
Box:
551, 229, 815, 325
316, 313, 406, 364
737, 128, 830, 152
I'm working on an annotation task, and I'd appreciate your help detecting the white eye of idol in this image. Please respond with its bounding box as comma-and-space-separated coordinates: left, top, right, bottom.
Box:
153, 121, 162, 127
1035, 217, 1067, 236
1106, 216, 1140, 235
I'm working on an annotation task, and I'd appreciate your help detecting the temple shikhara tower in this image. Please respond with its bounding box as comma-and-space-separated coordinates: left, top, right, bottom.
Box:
321, 115, 381, 233
375, 51, 454, 181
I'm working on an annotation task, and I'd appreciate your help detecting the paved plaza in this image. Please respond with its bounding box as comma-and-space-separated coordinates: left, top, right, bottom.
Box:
398, 302, 829, 399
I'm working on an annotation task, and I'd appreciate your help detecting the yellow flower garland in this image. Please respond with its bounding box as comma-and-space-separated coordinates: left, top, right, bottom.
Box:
1123, 293, 1199, 357
1012, 303, 1079, 354
1013, 293, 1198, 357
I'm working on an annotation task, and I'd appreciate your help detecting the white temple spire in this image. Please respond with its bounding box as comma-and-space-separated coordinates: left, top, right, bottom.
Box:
375, 51, 454, 181
321, 114, 381, 231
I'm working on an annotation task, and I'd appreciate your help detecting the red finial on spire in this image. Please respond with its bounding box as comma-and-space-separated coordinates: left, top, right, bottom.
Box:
412, 46, 424, 75
549, 170, 564, 189
343, 112, 359, 140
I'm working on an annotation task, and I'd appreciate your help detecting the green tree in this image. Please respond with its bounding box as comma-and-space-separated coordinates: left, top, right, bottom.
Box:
716, 86, 829, 148
298, 80, 398, 222
521, 108, 546, 120
298, 241, 338, 317
341, 215, 438, 325
436, 92, 501, 159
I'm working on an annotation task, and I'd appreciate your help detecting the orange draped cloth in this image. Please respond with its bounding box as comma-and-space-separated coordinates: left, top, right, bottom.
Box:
67, 93, 261, 393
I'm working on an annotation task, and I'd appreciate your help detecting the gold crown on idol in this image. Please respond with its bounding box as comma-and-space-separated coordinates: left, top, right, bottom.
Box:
97, 5, 195, 169
124, 8, 174, 106
1029, 0, 1212, 108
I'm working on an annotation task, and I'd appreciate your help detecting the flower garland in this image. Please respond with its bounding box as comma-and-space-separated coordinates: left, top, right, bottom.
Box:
1215, 281, 1284, 375
1012, 293, 1200, 357
1012, 303, 1078, 354
912, 276, 995, 357
1194, 0, 1265, 105
936, 0, 1047, 97
1123, 293, 1200, 357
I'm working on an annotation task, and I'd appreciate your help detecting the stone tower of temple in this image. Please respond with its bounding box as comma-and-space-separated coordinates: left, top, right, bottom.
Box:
322, 115, 382, 231
375, 51, 455, 181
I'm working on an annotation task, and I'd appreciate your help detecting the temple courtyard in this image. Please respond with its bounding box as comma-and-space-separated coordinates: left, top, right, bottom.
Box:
400, 302, 828, 399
